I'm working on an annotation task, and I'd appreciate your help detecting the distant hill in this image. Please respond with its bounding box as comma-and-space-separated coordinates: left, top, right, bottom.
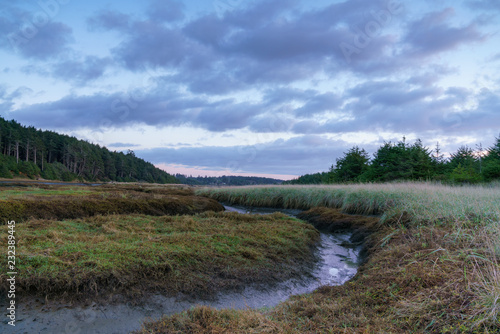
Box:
175, 174, 284, 186
0, 116, 178, 184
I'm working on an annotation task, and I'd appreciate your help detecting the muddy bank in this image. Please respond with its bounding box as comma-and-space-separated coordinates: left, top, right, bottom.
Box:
0, 195, 224, 223
0, 180, 102, 187
297, 207, 379, 261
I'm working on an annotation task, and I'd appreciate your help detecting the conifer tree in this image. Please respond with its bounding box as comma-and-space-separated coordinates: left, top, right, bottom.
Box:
332, 146, 370, 182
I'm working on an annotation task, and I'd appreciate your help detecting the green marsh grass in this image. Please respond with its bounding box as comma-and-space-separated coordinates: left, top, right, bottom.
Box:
0, 187, 94, 200
0, 212, 319, 301
131, 182, 500, 333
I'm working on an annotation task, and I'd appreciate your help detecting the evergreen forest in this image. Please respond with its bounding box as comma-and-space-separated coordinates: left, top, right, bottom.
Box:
174, 174, 283, 186
287, 137, 500, 184
0, 117, 178, 183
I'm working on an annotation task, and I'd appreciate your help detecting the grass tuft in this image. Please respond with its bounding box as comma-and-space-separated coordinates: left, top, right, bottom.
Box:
469, 230, 500, 329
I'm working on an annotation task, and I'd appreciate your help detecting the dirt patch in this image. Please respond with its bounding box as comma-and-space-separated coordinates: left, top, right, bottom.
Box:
297, 207, 379, 232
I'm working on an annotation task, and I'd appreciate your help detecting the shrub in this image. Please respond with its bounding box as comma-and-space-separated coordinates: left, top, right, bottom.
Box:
0, 163, 13, 179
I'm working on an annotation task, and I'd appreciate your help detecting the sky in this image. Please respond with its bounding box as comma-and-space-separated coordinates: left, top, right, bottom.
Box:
1, 0, 500, 180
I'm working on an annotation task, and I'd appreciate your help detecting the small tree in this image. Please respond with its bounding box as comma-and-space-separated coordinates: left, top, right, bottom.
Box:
409, 139, 435, 180
362, 138, 434, 182
332, 146, 370, 182
447, 146, 480, 178
483, 136, 500, 181
432, 142, 447, 179
447, 146, 481, 183
450, 163, 481, 183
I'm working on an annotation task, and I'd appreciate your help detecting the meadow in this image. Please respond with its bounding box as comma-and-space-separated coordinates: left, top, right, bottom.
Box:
133, 182, 500, 333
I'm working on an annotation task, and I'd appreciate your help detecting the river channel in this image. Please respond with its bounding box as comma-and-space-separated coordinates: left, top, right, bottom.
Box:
2, 205, 363, 334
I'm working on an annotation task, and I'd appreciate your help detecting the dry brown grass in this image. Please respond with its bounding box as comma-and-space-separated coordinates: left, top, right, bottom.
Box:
0, 184, 223, 223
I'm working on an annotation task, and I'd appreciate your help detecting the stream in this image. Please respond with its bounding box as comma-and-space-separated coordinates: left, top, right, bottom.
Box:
2, 205, 362, 334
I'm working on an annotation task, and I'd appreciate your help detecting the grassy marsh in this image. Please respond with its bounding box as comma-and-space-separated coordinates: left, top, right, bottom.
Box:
0, 184, 224, 223
0, 211, 319, 303
2, 184, 325, 305
132, 183, 500, 333
197, 183, 500, 226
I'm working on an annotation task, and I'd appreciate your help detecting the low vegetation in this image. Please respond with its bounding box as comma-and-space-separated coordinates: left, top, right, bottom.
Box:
0, 184, 224, 223
2, 182, 498, 332
197, 183, 500, 226
0, 210, 319, 303
133, 183, 499, 333
174, 174, 284, 186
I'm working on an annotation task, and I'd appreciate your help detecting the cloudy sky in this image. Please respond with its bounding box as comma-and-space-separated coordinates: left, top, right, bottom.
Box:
1, 0, 499, 180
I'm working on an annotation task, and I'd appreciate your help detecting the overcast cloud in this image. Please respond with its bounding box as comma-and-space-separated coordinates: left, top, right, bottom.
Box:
1, 0, 499, 179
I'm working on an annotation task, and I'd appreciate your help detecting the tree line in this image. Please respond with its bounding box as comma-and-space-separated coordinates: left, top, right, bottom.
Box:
0, 117, 178, 183
175, 174, 284, 186
286, 136, 500, 184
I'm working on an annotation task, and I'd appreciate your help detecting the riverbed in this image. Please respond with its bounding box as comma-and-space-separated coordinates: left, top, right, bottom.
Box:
2, 205, 362, 334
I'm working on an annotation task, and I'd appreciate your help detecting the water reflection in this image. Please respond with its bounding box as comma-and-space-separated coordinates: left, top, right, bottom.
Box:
223, 204, 361, 287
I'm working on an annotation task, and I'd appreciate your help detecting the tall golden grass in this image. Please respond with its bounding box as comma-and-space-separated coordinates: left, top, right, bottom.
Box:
197, 182, 500, 226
